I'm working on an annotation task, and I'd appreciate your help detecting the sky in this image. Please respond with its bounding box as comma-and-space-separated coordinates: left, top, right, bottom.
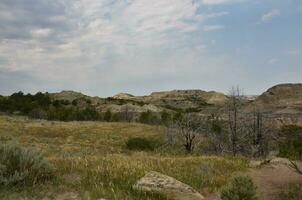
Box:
0, 0, 301, 97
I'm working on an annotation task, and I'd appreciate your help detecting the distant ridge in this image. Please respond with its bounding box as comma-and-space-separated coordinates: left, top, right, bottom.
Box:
253, 83, 302, 114
112, 93, 134, 99
50, 90, 88, 101
45, 83, 302, 115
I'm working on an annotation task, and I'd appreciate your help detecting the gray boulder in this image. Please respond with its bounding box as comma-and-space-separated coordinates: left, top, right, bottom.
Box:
133, 171, 204, 200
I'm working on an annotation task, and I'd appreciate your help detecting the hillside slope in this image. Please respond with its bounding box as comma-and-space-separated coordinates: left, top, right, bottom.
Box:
46, 84, 302, 115
121, 89, 228, 113
253, 83, 302, 114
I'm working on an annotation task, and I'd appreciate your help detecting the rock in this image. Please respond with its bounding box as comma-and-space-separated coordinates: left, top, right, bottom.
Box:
249, 160, 263, 168
62, 173, 82, 184
112, 93, 134, 99
249, 157, 293, 168
267, 150, 279, 160
270, 157, 292, 165
51, 192, 80, 200
133, 171, 204, 200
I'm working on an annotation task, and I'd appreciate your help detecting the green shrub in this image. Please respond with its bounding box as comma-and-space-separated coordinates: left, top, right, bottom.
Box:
221, 175, 257, 200
126, 137, 160, 151
104, 110, 112, 122
0, 143, 54, 186
279, 183, 302, 200
279, 125, 302, 160
139, 110, 160, 125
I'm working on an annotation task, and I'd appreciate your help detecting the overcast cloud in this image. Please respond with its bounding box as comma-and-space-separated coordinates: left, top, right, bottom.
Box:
0, 0, 301, 96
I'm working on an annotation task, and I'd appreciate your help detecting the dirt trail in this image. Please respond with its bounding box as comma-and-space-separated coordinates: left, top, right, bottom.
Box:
247, 162, 302, 200
204, 161, 302, 200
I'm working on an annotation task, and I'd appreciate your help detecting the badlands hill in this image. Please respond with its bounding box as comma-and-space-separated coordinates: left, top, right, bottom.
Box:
253, 83, 302, 115
111, 90, 228, 112
49, 83, 302, 115
133, 90, 228, 106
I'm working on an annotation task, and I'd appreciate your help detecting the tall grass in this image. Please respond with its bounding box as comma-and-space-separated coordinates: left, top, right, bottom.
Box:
0, 115, 248, 199
53, 154, 247, 199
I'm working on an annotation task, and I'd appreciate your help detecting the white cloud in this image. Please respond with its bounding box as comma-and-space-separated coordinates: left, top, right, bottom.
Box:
203, 25, 225, 31
202, 0, 230, 5
30, 28, 53, 38
198, 11, 229, 20
261, 9, 280, 23
268, 58, 278, 64
201, 0, 246, 5
0, 0, 242, 95
286, 50, 301, 55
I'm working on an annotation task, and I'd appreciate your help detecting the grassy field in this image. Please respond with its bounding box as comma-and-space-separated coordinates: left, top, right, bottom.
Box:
0, 114, 248, 200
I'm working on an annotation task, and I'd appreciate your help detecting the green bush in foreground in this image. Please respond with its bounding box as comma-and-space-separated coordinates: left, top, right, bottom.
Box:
126, 137, 160, 151
279, 183, 302, 200
0, 143, 54, 186
221, 175, 257, 200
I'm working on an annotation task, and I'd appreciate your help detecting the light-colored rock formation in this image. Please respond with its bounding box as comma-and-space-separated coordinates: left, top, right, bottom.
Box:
133, 171, 204, 200
112, 93, 134, 99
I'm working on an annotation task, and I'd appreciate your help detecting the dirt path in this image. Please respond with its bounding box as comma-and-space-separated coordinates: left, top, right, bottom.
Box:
204, 161, 302, 200
247, 162, 302, 200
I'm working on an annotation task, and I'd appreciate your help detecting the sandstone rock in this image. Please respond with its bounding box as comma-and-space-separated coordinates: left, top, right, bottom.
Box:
133, 171, 204, 200
112, 93, 134, 99
62, 173, 82, 184
270, 157, 292, 165
53, 192, 81, 200
249, 160, 263, 168
249, 156, 293, 168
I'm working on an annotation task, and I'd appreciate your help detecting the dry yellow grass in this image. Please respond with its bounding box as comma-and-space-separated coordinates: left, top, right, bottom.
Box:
0, 114, 247, 200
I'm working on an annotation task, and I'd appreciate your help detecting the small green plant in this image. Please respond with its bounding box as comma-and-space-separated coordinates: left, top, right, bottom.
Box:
0, 143, 54, 186
126, 137, 160, 151
221, 175, 257, 200
279, 183, 302, 200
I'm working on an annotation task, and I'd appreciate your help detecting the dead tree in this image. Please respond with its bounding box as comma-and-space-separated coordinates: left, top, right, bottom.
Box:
165, 121, 177, 145
227, 86, 244, 156
120, 104, 133, 122
289, 160, 302, 176
174, 115, 203, 152
206, 114, 228, 153
244, 108, 276, 157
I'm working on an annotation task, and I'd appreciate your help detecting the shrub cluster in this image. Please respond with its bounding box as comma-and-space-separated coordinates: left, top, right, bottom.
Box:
0, 143, 54, 186
220, 175, 257, 200
0, 91, 179, 125
126, 137, 161, 151
0, 91, 51, 114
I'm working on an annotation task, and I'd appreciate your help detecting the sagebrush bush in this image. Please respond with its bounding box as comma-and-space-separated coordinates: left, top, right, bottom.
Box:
0, 143, 54, 186
221, 175, 257, 200
126, 137, 160, 151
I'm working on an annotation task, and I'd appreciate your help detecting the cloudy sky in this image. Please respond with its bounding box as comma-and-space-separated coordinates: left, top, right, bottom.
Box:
0, 0, 301, 96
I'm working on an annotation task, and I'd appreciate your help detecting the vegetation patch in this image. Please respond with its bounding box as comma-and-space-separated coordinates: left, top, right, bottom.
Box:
279, 183, 302, 200
279, 125, 302, 160
0, 115, 248, 199
0, 143, 54, 186
220, 175, 257, 200
126, 137, 161, 151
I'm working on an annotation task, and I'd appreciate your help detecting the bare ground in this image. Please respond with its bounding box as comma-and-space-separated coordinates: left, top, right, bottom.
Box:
247, 162, 302, 200
204, 161, 302, 200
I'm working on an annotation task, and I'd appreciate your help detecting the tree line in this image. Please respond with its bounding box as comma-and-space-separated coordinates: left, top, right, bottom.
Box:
0, 91, 180, 123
